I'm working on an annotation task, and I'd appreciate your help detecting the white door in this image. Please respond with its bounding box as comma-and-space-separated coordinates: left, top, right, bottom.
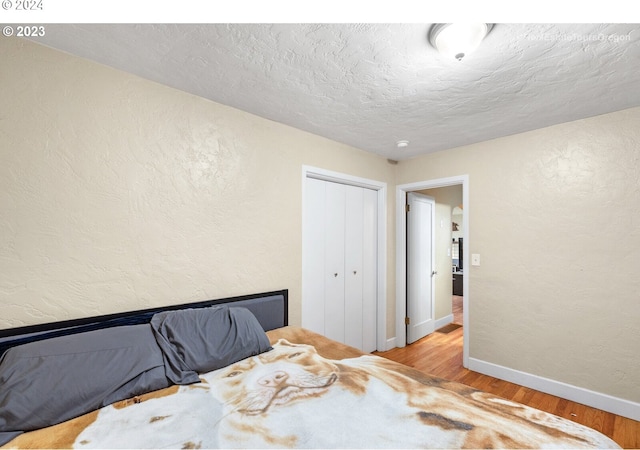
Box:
302, 177, 327, 335
324, 181, 346, 344
344, 184, 377, 352
406, 192, 435, 344
303, 178, 377, 352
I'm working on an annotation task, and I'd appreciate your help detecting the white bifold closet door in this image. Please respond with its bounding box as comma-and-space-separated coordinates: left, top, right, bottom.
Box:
303, 177, 377, 352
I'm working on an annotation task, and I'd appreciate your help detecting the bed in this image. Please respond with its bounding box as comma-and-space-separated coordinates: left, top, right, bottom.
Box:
0, 289, 619, 449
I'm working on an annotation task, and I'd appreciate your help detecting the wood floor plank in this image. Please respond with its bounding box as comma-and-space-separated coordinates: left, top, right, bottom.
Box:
613, 416, 640, 448
554, 398, 571, 419
373, 303, 639, 448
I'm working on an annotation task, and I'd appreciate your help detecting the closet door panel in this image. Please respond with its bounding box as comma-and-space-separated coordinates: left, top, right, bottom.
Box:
344, 185, 364, 350
361, 187, 378, 353
302, 178, 326, 334
303, 175, 379, 352
324, 181, 346, 344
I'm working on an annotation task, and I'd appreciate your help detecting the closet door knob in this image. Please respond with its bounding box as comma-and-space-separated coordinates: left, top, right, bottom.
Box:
353, 270, 357, 275
334, 273, 338, 277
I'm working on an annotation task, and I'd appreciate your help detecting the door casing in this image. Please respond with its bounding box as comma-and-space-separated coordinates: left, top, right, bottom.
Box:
396, 175, 469, 367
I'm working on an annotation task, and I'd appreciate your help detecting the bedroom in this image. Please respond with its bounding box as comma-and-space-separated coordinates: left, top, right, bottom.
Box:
1, 18, 639, 448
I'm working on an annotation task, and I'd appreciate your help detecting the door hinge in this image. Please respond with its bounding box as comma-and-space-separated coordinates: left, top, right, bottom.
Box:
406, 204, 410, 212
405, 317, 410, 325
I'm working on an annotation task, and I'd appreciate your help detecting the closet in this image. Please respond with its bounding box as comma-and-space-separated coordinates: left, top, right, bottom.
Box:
303, 177, 377, 352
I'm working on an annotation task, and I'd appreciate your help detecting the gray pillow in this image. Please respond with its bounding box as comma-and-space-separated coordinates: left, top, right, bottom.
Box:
0, 324, 170, 443
151, 306, 272, 384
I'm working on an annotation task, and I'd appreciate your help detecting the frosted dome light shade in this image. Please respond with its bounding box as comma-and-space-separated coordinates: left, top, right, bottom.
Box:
430, 23, 492, 61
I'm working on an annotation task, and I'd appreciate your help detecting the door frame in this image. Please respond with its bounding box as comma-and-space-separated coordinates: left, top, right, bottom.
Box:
396, 175, 470, 367
302, 165, 387, 352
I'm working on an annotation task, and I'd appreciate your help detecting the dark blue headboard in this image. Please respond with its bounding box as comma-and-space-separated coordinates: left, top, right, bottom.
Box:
0, 290, 288, 357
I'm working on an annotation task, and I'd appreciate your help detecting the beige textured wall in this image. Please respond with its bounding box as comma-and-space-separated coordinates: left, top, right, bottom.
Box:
397, 107, 640, 402
3, 36, 638, 406
0, 38, 396, 331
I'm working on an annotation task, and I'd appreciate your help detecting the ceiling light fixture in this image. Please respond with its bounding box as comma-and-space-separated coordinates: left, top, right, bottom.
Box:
428, 23, 494, 61
396, 140, 409, 149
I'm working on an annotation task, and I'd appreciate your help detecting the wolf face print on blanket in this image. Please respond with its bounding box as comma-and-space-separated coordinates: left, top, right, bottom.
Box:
71, 339, 618, 449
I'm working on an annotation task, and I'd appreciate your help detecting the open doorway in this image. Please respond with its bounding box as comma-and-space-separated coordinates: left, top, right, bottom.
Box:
415, 186, 463, 330
395, 175, 469, 368
451, 205, 464, 327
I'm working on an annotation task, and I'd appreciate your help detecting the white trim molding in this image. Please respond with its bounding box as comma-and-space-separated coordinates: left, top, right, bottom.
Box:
469, 358, 640, 422
385, 337, 397, 351
302, 165, 388, 353
435, 313, 454, 330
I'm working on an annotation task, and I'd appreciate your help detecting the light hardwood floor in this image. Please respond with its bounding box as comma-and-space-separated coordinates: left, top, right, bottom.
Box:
374, 296, 639, 448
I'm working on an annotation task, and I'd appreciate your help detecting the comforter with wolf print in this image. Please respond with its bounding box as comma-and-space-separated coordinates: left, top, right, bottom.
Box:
2, 327, 620, 449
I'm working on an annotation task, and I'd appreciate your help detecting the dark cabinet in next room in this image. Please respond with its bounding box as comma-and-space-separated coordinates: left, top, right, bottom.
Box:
453, 273, 463, 296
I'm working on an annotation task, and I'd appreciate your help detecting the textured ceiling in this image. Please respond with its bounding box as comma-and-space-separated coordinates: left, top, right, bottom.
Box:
31, 23, 640, 160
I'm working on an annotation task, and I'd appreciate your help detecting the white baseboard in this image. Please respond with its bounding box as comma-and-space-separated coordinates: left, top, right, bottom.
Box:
384, 337, 397, 351
435, 314, 454, 330
469, 357, 640, 422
